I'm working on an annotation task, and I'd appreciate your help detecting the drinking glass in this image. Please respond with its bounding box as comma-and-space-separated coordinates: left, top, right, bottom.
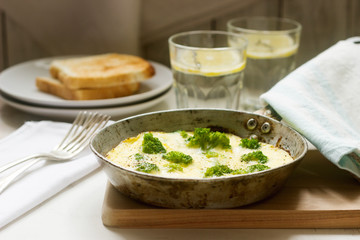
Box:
227, 17, 301, 111
168, 30, 247, 109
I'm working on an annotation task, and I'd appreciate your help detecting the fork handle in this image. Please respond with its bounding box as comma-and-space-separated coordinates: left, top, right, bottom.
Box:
0, 159, 41, 193
0, 153, 44, 174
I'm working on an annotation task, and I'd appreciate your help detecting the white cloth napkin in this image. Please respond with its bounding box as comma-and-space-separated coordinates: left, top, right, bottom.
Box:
261, 37, 360, 178
0, 121, 101, 228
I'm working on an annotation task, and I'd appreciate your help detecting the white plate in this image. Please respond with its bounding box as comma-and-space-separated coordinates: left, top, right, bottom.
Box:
0, 88, 171, 120
0, 56, 173, 108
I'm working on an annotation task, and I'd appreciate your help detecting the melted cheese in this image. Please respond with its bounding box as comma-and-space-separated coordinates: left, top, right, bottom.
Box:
106, 131, 293, 178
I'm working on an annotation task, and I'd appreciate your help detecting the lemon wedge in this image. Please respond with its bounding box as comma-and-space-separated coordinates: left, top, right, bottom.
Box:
245, 34, 298, 59
172, 49, 246, 77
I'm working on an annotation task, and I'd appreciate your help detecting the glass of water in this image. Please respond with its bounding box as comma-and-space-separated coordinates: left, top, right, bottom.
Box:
168, 30, 247, 110
227, 17, 302, 111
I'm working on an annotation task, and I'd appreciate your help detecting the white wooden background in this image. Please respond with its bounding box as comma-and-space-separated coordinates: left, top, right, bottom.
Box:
0, 0, 359, 71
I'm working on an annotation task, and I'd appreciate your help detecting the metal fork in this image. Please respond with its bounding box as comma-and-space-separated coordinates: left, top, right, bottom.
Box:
0, 111, 110, 193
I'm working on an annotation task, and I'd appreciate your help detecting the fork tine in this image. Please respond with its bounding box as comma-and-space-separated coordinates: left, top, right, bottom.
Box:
56, 111, 95, 150
70, 114, 110, 150
62, 113, 99, 150
0, 111, 110, 193
55, 111, 88, 149
57, 112, 110, 154
65, 114, 110, 154
65, 113, 104, 148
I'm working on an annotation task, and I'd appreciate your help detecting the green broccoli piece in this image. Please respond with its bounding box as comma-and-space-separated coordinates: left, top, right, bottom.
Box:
231, 168, 248, 175
204, 164, 233, 177
204, 163, 269, 177
247, 164, 270, 173
187, 128, 231, 151
162, 151, 193, 165
134, 153, 144, 161
179, 130, 188, 138
142, 133, 166, 154
241, 150, 268, 164
187, 128, 210, 150
240, 138, 260, 149
136, 162, 159, 173
166, 163, 183, 172
204, 151, 219, 158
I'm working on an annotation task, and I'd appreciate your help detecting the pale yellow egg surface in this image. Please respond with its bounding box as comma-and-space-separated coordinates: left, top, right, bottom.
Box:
106, 130, 293, 178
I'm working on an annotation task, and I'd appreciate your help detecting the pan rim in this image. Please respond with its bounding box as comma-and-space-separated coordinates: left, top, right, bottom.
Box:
90, 108, 308, 182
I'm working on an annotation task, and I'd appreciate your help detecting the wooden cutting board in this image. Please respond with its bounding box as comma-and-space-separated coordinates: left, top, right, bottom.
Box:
101, 150, 360, 228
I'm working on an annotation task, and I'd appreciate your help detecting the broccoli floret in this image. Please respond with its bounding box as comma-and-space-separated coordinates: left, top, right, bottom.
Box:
231, 164, 269, 174
247, 164, 270, 173
204, 164, 233, 177
179, 130, 188, 138
231, 168, 248, 175
203, 163, 269, 177
209, 131, 231, 149
134, 153, 144, 161
241, 150, 268, 164
240, 138, 260, 149
162, 151, 193, 165
166, 163, 183, 172
187, 128, 231, 151
187, 128, 209, 150
136, 162, 159, 173
204, 151, 219, 158
142, 133, 166, 154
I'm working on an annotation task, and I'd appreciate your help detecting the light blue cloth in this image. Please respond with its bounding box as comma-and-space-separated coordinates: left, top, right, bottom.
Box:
261, 37, 360, 178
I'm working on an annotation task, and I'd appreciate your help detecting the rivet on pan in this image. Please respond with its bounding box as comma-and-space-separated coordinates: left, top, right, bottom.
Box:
261, 122, 271, 133
246, 118, 257, 130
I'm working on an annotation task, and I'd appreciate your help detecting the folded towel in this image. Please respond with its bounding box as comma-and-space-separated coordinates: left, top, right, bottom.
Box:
261, 37, 360, 178
0, 121, 101, 228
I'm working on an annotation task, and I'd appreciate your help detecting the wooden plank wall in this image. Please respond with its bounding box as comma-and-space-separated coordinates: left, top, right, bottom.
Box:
0, 0, 359, 71
141, 0, 281, 67
0, 9, 6, 70
141, 0, 360, 67
0, 0, 142, 70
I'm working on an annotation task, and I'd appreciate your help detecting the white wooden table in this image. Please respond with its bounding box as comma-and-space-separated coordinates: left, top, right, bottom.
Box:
0, 91, 359, 239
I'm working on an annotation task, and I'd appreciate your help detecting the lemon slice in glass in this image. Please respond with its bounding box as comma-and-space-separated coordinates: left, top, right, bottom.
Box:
172, 49, 246, 77
245, 34, 298, 59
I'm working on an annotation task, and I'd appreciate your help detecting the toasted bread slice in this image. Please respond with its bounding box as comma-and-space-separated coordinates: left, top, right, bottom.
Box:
36, 77, 140, 100
50, 53, 155, 90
